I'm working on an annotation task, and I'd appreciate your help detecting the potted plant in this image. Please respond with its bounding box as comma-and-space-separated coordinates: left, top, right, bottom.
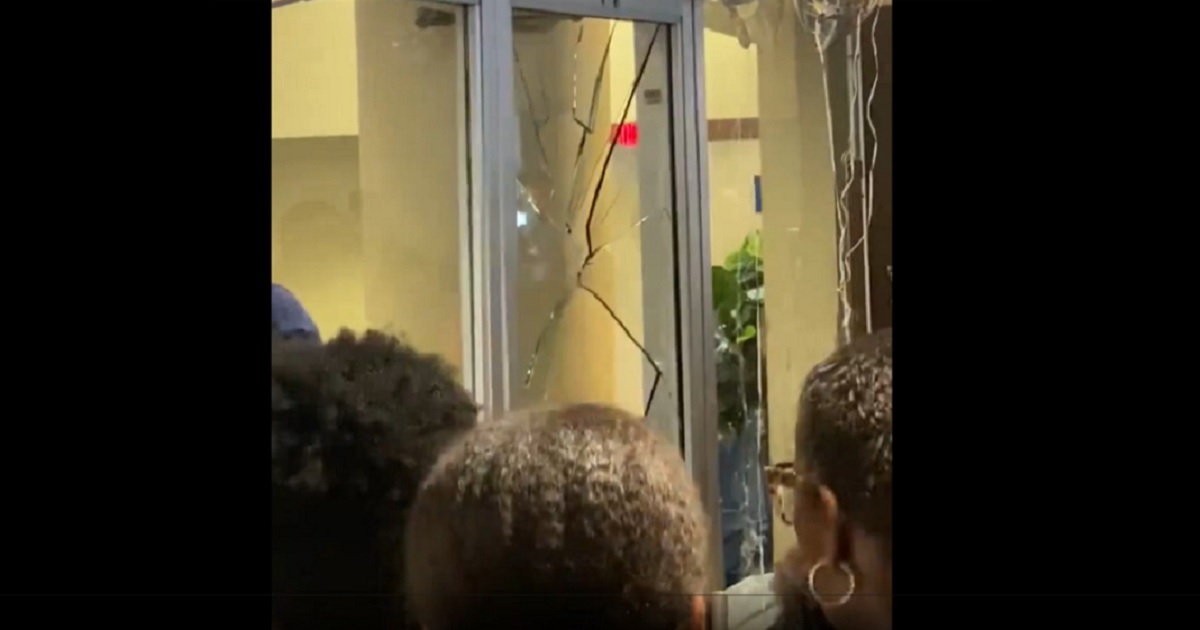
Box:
712, 231, 771, 584
712, 231, 764, 437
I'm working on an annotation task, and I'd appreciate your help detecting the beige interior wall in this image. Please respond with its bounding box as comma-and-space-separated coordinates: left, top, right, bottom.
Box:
704, 33, 762, 262
704, 32, 760, 120
356, 0, 465, 368
271, 137, 368, 332
271, 0, 466, 373
272, 0, 358, 139
708, 141, 762, 261
610, 154, 649, 419
272, 1, 365, 335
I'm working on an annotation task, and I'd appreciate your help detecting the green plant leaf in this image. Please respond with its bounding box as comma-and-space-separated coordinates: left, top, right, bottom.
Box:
736, 303, 758, 328
712, 230, 766, 437
711, 266, 739, 328
742, 230, 762, 259
723, 230, 763, 269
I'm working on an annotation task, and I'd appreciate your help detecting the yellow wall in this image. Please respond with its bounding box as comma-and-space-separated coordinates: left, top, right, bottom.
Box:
272, 0, 366, 337
609, 25, 759, 121
703, 33, 760, 120
609, 23, 638, 121
355, 0, 466, 368
272, 137, 368, 332
271, 0, 467, 373
272, 0, 359, 138
703, 33, 763, 263
708, 141, 762, 261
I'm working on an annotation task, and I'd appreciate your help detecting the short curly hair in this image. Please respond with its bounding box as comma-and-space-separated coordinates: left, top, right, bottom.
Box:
796, 329, 892, 547
406, 404, 710, 630
271, 330, 478, 630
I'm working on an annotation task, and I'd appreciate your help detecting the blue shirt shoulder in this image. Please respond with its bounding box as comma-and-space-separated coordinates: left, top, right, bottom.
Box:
271, 284, 320, 341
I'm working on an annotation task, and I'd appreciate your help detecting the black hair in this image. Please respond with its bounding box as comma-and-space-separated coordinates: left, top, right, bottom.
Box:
796, 329, 893, 545
406, 404, 710, 630
272, 330, 478, 630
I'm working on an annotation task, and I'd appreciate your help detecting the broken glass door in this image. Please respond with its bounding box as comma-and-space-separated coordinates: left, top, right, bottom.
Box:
509, 10, 681, 448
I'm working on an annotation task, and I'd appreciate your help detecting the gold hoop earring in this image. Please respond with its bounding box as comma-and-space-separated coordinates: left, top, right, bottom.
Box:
806, 559, 856, 607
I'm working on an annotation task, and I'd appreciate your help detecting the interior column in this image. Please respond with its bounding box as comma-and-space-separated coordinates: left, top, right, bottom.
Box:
356, 0, 466, 369
756, 11, 841, 560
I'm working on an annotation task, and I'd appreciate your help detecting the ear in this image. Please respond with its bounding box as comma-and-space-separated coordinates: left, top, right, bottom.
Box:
793, 481, 841, 566
690, 594, 706, 630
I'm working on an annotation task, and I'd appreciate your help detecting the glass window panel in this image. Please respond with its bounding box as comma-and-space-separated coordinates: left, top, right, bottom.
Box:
510, 11, 681, 448
271, 0, 472, 379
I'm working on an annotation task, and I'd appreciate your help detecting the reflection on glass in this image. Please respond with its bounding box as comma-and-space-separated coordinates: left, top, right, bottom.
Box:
271, 0, 470, 374
510, 12, 679, 443
701, 0, 890, 607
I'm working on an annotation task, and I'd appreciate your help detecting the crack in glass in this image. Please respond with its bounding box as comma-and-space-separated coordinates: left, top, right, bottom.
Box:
514, 15, 667, 417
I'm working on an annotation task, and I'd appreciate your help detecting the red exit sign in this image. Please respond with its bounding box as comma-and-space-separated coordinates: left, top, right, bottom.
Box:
609, 122, 638, 147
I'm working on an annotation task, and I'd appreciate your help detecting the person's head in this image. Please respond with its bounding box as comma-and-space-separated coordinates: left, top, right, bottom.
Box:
406, 403, 711, 630
780, 329, 892, 630
271, 283, 320, 341
271, 330, 478, 630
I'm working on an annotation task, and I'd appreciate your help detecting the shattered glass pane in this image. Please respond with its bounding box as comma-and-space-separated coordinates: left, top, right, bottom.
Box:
511, 11, 679, 443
